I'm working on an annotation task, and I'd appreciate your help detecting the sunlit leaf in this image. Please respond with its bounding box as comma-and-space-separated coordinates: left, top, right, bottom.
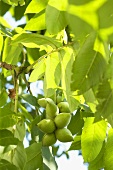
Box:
24, 10, 46, 31
104, 128, 113, 170
88, 142, 105, 170
25, 0, 48, 14
81, 117, 107, 162
46, 5, 67, 34
12, 33, 61, 48
2, 37, 22, 64
0, 34, 3, 57
44, 52, 61, 97
29, 57, 46, 82
0, 16, 12, 28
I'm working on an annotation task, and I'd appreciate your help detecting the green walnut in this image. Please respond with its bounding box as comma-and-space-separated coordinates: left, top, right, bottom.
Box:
46, 98, 59, 118
37, 119, 56, 133
38, 98, 47, 108
55, 128, 73, 142
56, 95, 62, 104
42, 133, 57, 146
57, 102, 70, 113
54, 113, 71, 128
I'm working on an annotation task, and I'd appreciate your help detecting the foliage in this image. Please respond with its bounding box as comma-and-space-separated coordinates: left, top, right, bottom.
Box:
0, 0, 113, 169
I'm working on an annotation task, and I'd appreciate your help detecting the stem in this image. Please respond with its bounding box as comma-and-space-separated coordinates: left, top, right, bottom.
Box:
14, 78, 19, 113
22, 73, 39, 116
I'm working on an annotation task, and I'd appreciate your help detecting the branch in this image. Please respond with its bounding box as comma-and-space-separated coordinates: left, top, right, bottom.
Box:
0, 62, 14, 70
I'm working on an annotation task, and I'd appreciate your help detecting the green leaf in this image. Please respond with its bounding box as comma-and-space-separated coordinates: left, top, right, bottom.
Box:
81, 117, 107, 162
44, 52, 61, 96
14, 122, 26, 141
83, 88, 98, 112
24, 10, 46, 31
18, 103, 33, 122
0, 16, 12, 28
60, 47, 79, 112
24, 142, 42, 170
71, 32, 107, 94
12, 33, 61, 48
0, 159, 18, 170
29, 57, 46, 82
42, 147, 58, 170
95, 79, 113, 120
67, 1, 105, 38
67, 109, 84, 135
25, 0, 48, 14
0, 88, 8, 107
46, 5, 67, 34
20, 94, 38, 106
27, 48, 40, 64
104, 128, 113, 170
97, 0, 113, 29
69, 135, 81, 151
0, 34, 3, 57
0, 129, 19, 146
2, 37, 22, 64
0, 107, 16, 129
13, 142, 27, 170
88, 142, 105, 170
69, 0, 91, 5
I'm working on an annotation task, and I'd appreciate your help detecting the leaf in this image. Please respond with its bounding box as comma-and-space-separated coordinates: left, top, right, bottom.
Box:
14, 122, 26, 141
60, 47, 79, 112
69, 135, 81, 151
0, 34, 3, 57
88, 142, 105, 170
104, 128, 113, 170
97, 0, 113, 29
13, 142, 27, 170
24, 142, 43, 170
0, 159, 18, 170
81, 117, 107, 162
71, 32, 107, 94
0, 106, 16, 129
18, 102, 33, 121
12, 33, 61, 48
44, 52, 61, 97
24, 10, 46, 31
0, 129, 19, 146
42, 147, 58, 170
0, 88, 8, 107
67, 109, 84, 135
95, 79, 113, 120
25, 0, 48, 14
67, 0, 105, 38
83, 88, 98, 112
20, 94, 38, 106
27, 48, 40, 64
29, 57, 46, 82
46, 5, 67, 34
0, 16, 12, 28
2, 37, 22, 64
